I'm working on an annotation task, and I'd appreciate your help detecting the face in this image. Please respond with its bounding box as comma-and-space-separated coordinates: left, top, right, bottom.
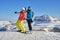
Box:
28, 8, 31, 11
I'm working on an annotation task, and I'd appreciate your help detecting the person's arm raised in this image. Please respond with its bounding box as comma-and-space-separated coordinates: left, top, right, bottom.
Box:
14, 12, 20, 14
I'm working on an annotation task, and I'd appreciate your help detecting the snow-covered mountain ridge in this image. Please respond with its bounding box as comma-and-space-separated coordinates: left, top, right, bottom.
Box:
34, 14, 60, 23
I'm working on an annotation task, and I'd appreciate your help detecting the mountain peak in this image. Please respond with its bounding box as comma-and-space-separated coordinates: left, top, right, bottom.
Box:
34, 14, 60, 23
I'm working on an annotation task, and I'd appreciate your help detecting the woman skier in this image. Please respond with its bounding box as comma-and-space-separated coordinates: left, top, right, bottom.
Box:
15, 7, 26, 33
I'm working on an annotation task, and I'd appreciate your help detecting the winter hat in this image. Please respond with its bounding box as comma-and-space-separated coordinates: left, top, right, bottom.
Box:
28, 6, 31, 11
22, 7, 25, 10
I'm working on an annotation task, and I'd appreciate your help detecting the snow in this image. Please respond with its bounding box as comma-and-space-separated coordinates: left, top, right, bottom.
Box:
0, 20, 60, 40
34, 14, 60, 23
0, 15, 60, 40
0, 31, 60, 40
0, 21, 11, 25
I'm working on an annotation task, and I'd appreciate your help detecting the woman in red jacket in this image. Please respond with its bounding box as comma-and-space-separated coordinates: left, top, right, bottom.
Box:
15, 8, 26, 33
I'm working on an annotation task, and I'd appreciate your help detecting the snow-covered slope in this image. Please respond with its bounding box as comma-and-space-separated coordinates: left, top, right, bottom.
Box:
0, 15, 60, 40
0, 31, 60, 40
0, 21, 16, 31
0, 20, 60, 40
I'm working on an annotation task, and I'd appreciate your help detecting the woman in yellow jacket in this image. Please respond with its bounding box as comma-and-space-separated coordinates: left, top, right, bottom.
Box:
15, 8, 26, 33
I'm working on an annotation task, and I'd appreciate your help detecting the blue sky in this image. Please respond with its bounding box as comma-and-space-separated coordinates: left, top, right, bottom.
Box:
0, 0, 60, 21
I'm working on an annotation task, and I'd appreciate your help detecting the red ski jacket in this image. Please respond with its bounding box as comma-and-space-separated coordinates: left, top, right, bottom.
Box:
16, 10, 26, 21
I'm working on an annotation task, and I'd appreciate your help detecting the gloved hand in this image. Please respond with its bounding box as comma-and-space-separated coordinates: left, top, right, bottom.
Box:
31, 19, 33, 23
23, 18, 26, 20
14, 12, 17, 14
